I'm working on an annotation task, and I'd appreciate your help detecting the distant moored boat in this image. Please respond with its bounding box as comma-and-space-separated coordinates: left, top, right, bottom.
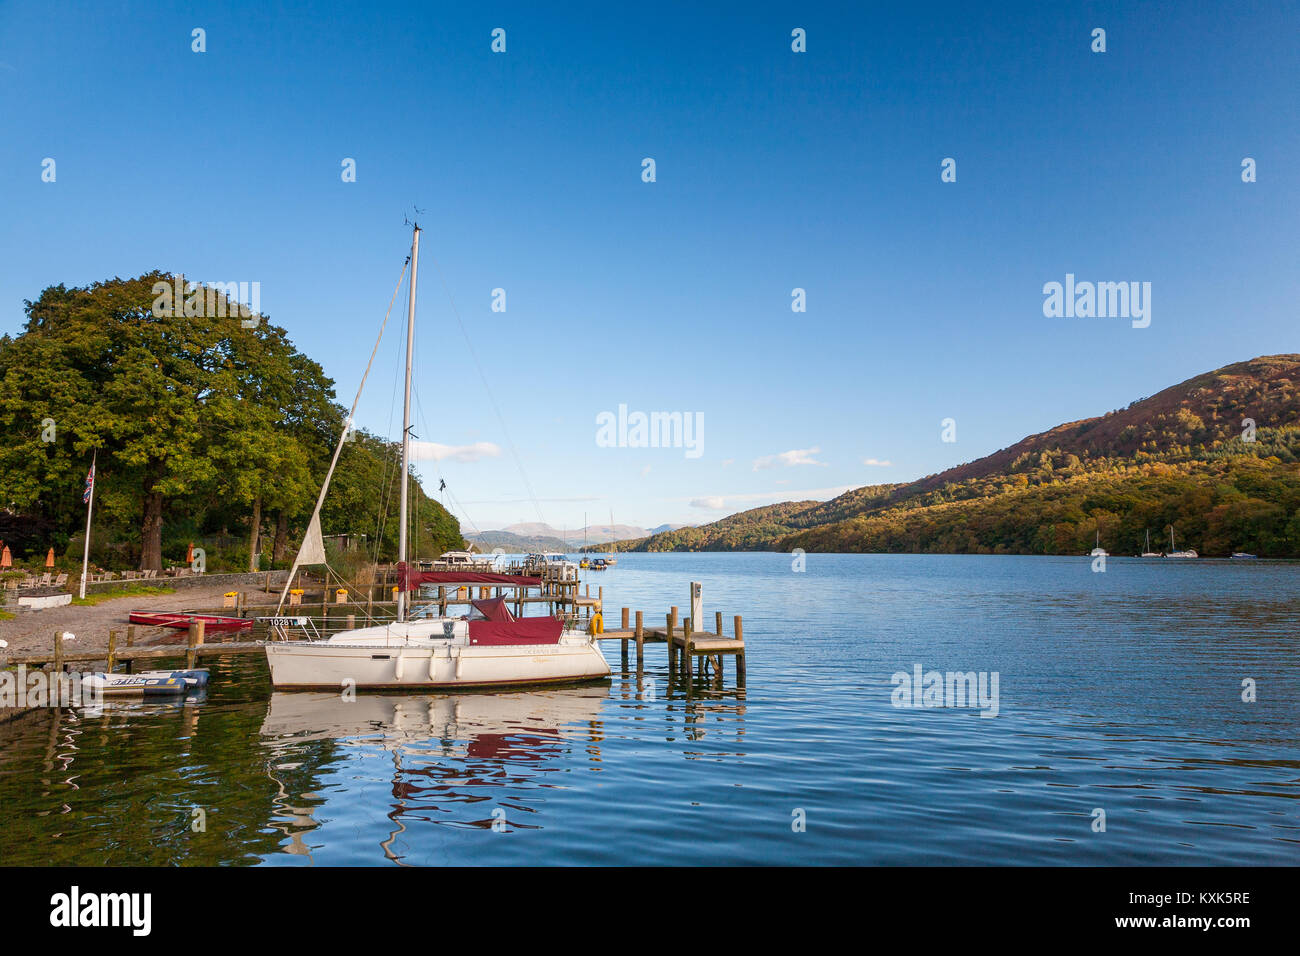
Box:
1164, 527, 1198, 559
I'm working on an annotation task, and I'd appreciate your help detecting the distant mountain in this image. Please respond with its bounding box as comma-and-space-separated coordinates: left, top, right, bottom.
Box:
487, 521, 675, 545
648, 523, 693, 535
611, 355, 1300, 557
465, 530, 571, 553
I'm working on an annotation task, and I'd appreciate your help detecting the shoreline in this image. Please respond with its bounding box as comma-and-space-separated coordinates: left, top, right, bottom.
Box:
0, 584, 240, 659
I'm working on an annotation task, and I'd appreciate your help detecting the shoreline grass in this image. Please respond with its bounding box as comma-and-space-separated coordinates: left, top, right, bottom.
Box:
70, 585, 176, 607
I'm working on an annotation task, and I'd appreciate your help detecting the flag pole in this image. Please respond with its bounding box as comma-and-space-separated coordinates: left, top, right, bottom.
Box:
79, 450, 97, 600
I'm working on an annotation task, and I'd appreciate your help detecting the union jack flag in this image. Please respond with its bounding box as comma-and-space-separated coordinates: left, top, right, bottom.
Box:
83, 463, 95, 504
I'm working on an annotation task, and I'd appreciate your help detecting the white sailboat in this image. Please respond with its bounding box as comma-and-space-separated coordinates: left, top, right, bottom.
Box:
1164, 526, 1198, 559
1090, 529, 1107, 558
1140, 529, 1161, 557
264, 225, 609, 690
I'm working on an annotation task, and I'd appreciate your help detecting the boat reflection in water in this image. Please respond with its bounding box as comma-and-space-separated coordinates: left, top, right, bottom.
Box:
259, 685, 610, 863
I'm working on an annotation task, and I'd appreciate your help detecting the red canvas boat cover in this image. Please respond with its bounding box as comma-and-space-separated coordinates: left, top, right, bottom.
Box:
396, 562, 542, 592
467, 616, 563, 646
471, 597, 516, 622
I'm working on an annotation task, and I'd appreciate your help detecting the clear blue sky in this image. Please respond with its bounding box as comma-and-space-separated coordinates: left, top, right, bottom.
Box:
3, 0, 1297, 534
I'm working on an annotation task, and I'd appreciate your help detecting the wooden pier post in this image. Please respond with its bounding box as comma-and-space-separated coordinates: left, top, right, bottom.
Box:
635, 611, 644, 670
620, 607, 629, 669
714, 610, 725, 681
346, 614, 355, 630
53, 631, 63, 673
439, 586, 446, 616
666, 612, 676, 677
735, 615, 745, 683
186, 620, 205, 670
107, 630, 118, 674
683, 617, 693, 678
126, 625, 135, 647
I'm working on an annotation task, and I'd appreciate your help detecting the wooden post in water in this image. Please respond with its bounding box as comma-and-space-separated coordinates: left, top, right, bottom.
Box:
107, 630, 118, 674
620, 607, 629, 668
669, 606, 678, 670
635, 611, 644, 670
735, 615, 745, 683
714, 610, 725, 681
666, 612, 676, 677
439, 586, 446, 616
346, 614, 355, 630
186, 620, 205, 670
53, 631, 63, 673
683, 616, 693, 678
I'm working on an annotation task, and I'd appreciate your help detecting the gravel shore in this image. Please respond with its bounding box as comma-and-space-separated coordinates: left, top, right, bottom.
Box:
0, 585, 240, 658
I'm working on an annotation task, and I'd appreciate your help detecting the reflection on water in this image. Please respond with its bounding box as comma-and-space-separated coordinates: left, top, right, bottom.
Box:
256, 681, 752, 866
261, 687, 610, 862
0, 555, 1297, 865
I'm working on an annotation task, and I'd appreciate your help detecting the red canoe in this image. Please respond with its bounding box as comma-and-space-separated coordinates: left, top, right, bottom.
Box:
127, 611, 253, 631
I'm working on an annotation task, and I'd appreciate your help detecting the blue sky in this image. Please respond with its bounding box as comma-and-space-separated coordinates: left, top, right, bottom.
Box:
3, 0, 1297, 534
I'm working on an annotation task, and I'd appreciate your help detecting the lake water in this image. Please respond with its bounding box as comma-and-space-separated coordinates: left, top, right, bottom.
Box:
1, 553, 1297, 866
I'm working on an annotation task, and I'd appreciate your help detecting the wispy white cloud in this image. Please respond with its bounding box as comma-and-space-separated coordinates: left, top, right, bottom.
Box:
752, 446, 826, 471
690, 496, 727, 510
674, 485, 860, 512
862, 457, 893, 467
409, 441, 501, 463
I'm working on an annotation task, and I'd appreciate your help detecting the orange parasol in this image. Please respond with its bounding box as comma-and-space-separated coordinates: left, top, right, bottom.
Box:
46, 547, 56, 568
1, 546, 11, 568
186, 542, 194, 563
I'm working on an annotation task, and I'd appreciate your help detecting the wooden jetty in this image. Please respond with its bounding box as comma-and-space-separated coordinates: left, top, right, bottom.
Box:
2, 580, 745, 694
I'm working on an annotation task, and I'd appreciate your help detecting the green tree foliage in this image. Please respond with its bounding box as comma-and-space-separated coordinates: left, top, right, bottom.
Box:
0, 274, 462, 569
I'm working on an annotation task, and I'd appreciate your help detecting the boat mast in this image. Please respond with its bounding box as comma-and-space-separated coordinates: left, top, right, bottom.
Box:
397, 224, 421, 624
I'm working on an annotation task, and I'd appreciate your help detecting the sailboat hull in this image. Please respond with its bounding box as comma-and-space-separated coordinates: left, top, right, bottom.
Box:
264, 639, 610, 691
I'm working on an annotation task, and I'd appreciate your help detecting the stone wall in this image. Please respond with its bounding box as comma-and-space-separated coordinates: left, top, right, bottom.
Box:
81, 570, 291, 595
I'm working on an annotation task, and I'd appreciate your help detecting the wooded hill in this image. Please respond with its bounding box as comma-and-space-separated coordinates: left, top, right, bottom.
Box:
613, 355, 1300, 557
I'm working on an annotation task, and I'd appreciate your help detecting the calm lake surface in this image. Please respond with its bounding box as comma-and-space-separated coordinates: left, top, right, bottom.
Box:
2, 553, 1297, 866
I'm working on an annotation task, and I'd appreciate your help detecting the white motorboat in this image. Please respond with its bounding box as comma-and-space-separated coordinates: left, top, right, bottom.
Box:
264, 224, 609, 691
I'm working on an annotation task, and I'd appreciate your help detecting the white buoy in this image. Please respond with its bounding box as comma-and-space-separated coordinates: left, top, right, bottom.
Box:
62, 631, 76, 641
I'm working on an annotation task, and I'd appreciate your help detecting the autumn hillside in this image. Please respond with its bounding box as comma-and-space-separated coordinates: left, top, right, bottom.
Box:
614, 355, 1300, 557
